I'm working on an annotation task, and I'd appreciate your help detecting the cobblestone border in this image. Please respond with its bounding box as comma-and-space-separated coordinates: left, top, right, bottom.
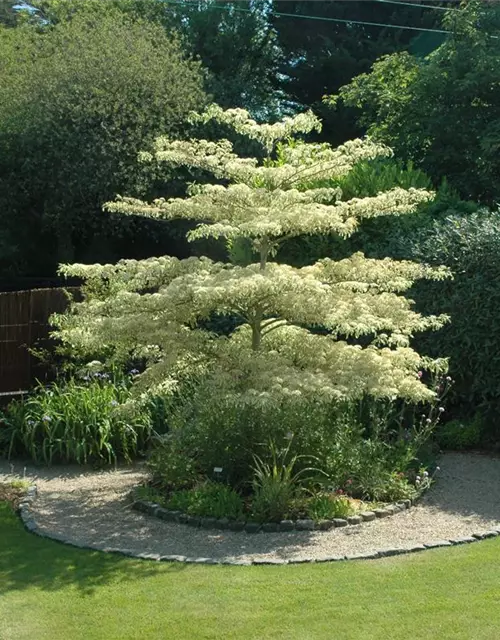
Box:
16, 484, 500, 565
131, 497, 415, 533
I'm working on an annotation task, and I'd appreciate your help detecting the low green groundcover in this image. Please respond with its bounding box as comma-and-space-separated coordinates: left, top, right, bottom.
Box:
133, 479, 416, 525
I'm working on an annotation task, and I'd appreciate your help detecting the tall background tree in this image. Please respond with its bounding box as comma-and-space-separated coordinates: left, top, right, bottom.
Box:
329, 0, 500, 203
0, 7, 206, 277
164, 0, 282, 117
148, 0, 459, 134
271, 0, 458, 144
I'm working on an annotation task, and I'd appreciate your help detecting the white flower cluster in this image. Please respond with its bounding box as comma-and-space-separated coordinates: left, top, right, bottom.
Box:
188, 103, 322, 152
107, 187, 433, 245
134, 136, 392, 191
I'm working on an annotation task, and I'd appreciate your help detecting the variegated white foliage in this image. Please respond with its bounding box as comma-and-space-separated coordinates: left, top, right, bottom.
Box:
55, 106, 451, 404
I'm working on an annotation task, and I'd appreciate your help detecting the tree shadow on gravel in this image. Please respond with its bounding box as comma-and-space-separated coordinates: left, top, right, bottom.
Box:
420, 452, 500, 523
25, 492, 319, 561
0, 457, 147, 483
0, 503, 190, 596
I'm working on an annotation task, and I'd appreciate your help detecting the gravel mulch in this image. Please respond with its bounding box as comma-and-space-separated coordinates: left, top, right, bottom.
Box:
1, 452, 499, 563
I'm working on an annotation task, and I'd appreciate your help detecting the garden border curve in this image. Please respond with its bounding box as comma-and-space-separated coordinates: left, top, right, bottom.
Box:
130, 496, 414, 533
15, 484, 500, 565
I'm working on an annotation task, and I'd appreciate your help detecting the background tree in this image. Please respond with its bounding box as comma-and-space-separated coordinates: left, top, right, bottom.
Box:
329, 1, 500, 203
271, 0, 458, 145
154, 0, 459, 135
21, 0, 169, 24
0, 9, 206, 277
30, 0, 282, 116
164, 0, 282, 117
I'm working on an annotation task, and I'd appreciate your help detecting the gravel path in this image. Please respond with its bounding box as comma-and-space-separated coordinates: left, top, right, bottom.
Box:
1, 453, 500, 563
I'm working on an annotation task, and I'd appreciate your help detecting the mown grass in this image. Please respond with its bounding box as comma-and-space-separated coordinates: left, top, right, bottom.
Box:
0, 501, 499, 640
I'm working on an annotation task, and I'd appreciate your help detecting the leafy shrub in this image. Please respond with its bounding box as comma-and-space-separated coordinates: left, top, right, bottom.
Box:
146, 434, 201, 491
361, 470, 418, 502
133, 485, 167, 507
306, 493, 353, 521
305, 394, 443, 501
165, 482, 244, 520
397, 210, 500, 436
164, 386, 309, 487
0, 376, 151, 464
437, 418, 483, 451
325, 435, 419, 502
152, 378, 442, 503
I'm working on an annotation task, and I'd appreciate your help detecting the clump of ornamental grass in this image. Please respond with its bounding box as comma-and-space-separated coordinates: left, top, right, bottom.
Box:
0, 375, 151, 465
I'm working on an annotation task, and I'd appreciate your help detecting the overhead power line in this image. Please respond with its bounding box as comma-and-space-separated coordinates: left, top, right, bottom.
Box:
168, 1, 453, 35
374, 0, 459, 11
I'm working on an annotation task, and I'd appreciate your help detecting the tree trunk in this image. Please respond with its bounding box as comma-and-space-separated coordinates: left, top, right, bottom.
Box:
56, 226, 75, 264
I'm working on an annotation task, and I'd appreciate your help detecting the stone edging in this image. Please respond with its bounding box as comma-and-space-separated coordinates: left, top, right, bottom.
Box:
16, 484, 500, 565
131, 496, 415, 533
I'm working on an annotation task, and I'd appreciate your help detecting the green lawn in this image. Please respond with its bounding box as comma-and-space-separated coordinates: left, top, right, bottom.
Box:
1, 502, 499, 640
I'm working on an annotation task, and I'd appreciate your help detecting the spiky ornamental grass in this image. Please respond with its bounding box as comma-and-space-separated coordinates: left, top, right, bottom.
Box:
54, 106, 450, 408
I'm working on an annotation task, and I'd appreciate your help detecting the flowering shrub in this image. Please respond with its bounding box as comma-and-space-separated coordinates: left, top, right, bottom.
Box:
56, 105, 450, 407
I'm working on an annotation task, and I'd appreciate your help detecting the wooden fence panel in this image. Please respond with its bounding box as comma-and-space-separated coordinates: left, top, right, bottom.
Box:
0, 287, 79, 393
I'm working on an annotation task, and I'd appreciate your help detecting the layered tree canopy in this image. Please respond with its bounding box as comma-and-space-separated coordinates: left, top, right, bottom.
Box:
55, 106, 450, 408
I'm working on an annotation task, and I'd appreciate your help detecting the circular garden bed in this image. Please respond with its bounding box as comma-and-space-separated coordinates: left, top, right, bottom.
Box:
131, 487, 415, 534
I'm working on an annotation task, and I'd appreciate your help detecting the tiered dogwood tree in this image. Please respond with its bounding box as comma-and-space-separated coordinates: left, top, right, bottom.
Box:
55, 105, 450, 405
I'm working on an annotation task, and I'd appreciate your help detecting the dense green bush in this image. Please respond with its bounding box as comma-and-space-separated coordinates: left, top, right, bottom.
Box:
139, 381, 440, 519
0, 9, 206, 275
396, 210, 500, 439
436, 417, 483, 452
146, 379, 441, 503
0, 375, 152, 464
